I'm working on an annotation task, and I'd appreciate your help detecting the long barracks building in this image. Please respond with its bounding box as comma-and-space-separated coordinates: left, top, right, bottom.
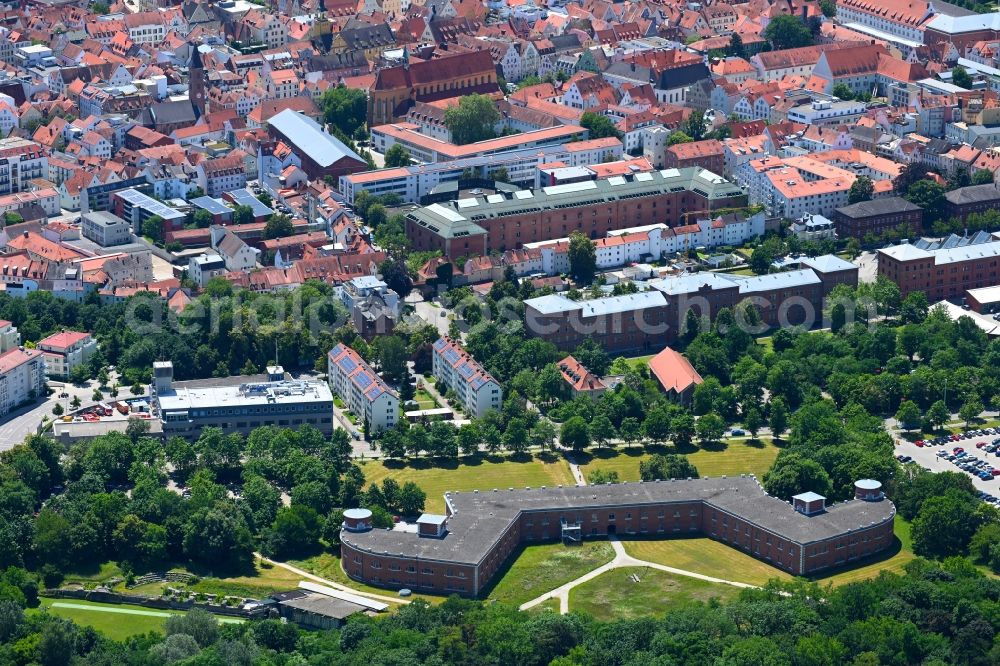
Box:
403, 168, 747, 259
340, 476, 895, 597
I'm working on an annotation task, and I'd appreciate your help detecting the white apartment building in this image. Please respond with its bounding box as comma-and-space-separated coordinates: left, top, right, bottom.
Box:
0, 138, 48, 196
188, 253, 227, 287
431, 337, 502, 418
0, 320, 19, 353
786, 99, 867, 126
327, 343, 398, 435
525, 213, 766, 274
37, 330, 97, 379
0, 347, 45, 416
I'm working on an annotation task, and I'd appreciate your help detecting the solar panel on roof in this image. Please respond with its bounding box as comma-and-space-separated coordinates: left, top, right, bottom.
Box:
459, 363, 475, 378
443, 348, 461, 364
470, 377, 485, 390
337, 356, 358, 373
354, 372, 373, 390
433, 339, 448, 350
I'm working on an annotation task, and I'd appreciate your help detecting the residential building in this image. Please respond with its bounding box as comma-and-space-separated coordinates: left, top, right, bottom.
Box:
327, 343, 398, 435
111, 189, 187, 233
153, 361, 334, 438
662, 139, 724, 175
789, 214, 837, 241
832, 197, 923, 238
0, 347, 45, 416
36, 330, 97, 379
197, 154, 247, 197
0, 320, 19, 353
431, 337, 502, 418
0, 138, 47, 196
188, 253, 228, 287
557, 355, 609, 400
210, 226, 259, 272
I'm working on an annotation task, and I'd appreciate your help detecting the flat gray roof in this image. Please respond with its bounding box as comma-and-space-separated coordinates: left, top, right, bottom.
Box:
342, 476, 895, 567
157, 379, 332, 412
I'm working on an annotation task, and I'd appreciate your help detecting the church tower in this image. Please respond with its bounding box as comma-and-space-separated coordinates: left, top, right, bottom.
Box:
188, 45, 206, 118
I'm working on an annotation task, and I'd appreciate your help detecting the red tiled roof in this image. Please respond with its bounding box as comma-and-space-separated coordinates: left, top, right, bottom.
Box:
648, 346, 703, 394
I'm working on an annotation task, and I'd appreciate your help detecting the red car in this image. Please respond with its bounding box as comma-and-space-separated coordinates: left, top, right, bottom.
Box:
992, 470, 1000, 476
954, 447, 965, 453
951, 434, 962, 441
978, 442, 988, 449
914, 440, 924, 447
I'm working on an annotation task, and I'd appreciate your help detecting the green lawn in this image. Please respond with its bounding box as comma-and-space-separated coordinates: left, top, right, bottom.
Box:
357, 454, 576, 513
808, 516, 916, 587
413, 388, 438, 409
623, 354, 655, 370
61, 561, 125, 588
579, 438, 779, 483
33, 598, 242, 641
485, 541, 615, 607
189, 558, 306, 599
569, 567, 740, 620
621, 537, 793, 587
530, 598, 561, 613
288, 552, 428, 603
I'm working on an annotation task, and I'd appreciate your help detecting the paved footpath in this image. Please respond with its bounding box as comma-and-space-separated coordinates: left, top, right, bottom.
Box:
519, 537, 759, 614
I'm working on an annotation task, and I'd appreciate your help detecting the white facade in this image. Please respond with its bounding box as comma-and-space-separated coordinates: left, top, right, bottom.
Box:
431, 337, 502, 418
327, 343, 398, 435
37, 331, 96, 379
0, 347, 45, 415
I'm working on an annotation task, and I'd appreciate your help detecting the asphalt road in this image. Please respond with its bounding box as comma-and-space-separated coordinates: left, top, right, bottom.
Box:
0, 380, 99, 451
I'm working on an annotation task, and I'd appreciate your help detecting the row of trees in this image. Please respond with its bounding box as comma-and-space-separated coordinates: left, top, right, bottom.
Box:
4, 558, 1000, 665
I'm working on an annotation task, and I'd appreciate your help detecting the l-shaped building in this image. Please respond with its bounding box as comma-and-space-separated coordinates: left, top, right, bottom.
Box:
340, 476, 895, 597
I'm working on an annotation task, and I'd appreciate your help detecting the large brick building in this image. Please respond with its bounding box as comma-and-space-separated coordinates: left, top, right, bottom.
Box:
523, 255, 857, 351
404, 168, 747, 258
368, 50, 500, 126
878, 238, 1000, 301
266, 109, 367, 182
944, 183, 1000, 222
340, 476, 896, 597
832, 197, 923, 239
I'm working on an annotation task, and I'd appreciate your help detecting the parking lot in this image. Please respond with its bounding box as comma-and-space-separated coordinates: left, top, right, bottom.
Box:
901, 428, 1000, 508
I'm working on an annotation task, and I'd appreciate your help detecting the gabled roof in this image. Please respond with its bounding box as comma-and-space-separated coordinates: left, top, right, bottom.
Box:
648, 346, 703, 394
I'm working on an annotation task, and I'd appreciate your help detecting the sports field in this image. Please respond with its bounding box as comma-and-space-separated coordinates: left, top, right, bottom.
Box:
357, 454, 576, 513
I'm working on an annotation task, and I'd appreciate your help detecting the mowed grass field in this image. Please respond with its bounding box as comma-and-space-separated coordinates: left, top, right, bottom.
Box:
579, 438, 780, 483
621, 537, 794, 587
33, 598, 242, 641
569, 567, 741, 620
357, 454, 576, 513
485, 541, 615, 607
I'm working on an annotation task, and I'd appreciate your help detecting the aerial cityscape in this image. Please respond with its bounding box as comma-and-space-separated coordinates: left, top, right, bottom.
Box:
0, 0, 998, 662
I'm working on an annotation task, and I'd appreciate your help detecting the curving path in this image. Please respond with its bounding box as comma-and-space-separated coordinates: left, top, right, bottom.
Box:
519, 538, 759, 614
254, 553, 410, 606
